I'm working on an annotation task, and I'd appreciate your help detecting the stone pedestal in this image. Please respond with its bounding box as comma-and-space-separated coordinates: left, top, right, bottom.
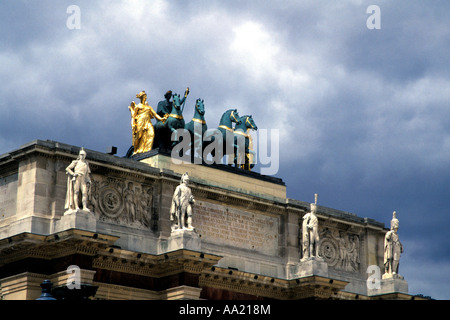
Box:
381, 273, 408, 293
160, 229, 201, 253
137, 151, 286, 202
368, 273, 408, 296
54, 210, 97, 233
288, 256, 329, 279
382, 272, 404, 280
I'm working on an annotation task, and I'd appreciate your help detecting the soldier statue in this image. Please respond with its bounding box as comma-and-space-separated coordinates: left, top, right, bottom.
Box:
65, 148, 91, 212
170, 173, 195, 231
384, 211, 403, 275
302, 194, 320, 259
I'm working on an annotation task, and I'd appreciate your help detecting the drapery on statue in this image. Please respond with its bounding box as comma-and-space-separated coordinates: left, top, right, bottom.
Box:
384, 211, 403, 275
65, 148, 91, 212
170, 173, 195, 231
302, 194, 320, 259
128, 90, 168, 154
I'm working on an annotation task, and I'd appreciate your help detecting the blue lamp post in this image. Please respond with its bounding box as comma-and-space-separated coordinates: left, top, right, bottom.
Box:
36, 280, 57, 300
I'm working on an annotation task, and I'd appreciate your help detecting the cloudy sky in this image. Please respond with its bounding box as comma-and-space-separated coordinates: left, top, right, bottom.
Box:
1, 0, 449, 299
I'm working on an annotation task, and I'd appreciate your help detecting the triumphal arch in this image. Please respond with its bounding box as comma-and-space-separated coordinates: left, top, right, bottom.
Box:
0, 89, 419, 300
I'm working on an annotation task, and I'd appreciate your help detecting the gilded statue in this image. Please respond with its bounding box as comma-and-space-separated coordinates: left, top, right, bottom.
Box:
65, 148, 91, 212
128, 91, 168, 154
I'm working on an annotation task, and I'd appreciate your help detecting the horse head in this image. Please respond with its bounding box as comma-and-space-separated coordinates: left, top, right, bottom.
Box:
195, 99, 205, 116
230, 109, 241, 125
235, 115, 257, 133
244, 115, 258, 131
172, 93, 182, 110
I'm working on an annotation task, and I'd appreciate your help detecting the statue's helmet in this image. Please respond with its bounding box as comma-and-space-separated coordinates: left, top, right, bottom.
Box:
78, 148, 87, 160
181, 172, 190, 183
391, 211, 399, 230
136, 91, 147, 99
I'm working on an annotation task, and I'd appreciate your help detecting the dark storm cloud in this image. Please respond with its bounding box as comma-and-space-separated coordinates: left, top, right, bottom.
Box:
0, 0, 448, 299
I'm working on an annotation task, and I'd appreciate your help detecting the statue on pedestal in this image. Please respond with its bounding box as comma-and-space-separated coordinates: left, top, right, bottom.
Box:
384, 211, 403, 276
65, 148, 91, 212
170, 173, 195, 231
128, 90, 168, 154
302, 194, 320, 259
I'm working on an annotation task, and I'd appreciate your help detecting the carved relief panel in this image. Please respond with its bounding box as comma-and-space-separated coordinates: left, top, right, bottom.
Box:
299, 221, 362, 273
89, 176, 158, 230
318, 227, 361, 273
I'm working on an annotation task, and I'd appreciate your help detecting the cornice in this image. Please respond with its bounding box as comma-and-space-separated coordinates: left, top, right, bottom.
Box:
0, 230, 118, 267
199, 266, 348, 300
92, 248, 222, 278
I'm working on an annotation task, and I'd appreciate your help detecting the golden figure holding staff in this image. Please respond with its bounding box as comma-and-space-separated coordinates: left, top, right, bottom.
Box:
129, 91, 168, 154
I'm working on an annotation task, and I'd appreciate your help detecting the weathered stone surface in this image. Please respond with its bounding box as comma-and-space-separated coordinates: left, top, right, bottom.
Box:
162, 229, 201, 253
139, 151, 286, 202
194, 200, 279, 255
368, 276, 409, 296
0, 140, 417, 300
289, 256, 329, 278
55, 210, 97, 233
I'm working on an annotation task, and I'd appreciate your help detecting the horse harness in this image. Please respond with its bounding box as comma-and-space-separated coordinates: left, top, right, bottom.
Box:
191, 118, 206, 124
168, 113, 183, 120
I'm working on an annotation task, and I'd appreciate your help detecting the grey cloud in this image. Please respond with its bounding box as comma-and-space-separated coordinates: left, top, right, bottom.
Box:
0, 0, 448, 299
